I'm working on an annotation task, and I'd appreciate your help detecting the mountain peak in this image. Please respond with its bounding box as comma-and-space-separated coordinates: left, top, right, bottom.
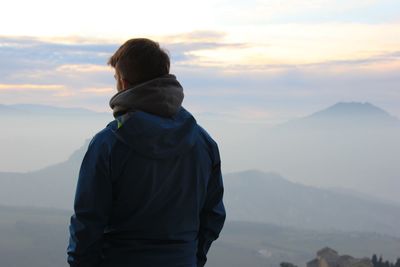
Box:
278, 102, 400, 130
308, 101, 400, 127
314, 102, 393, 118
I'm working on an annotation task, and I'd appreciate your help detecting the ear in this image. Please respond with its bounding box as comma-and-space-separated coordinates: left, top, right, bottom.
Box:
122, 79, 131, 90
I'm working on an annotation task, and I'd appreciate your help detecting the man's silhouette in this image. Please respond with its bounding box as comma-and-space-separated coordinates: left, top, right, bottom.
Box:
67, 38, 226, 267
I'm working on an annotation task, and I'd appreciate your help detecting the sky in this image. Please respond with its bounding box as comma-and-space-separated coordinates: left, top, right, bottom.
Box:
1, 0, 400, 124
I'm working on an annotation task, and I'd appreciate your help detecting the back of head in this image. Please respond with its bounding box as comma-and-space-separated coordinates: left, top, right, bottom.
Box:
108, 38, 170, 86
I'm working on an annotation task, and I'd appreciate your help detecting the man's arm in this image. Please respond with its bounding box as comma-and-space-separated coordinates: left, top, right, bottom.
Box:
197, 144, 226, 267
67, 136, 112, 267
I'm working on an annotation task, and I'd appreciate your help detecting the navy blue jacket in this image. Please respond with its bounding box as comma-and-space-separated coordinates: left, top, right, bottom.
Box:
67, 107, 226, 267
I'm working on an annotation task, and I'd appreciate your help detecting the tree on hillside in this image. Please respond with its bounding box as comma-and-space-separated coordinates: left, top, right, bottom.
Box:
372, 255, 378, 267
379, 256, 384, 267
372, 254, 399, 267
280, 262, 298, 267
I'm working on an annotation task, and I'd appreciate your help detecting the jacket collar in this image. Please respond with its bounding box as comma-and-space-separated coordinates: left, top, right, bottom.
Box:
109, 74, 184, 118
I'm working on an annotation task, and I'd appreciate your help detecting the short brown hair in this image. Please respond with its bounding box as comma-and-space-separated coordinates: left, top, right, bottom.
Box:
108, 38, 170, 86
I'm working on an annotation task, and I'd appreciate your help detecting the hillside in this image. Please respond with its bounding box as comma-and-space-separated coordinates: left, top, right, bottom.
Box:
232, 102, 400, 203
1, 205, 399, 267
224, 170, 400, 236
1, 155, 399, 237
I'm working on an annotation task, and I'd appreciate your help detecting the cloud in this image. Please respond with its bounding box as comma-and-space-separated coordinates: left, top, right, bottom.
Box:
56, 64, 110, 73
80, 87, 114, 95
0, 32, 247, 79
161, 31, 227, 43
0, 84, 64, 91
174, 49, 400, 122
0, 34, 399, 122
0, 36, 116, 75
159, 31, 249, 64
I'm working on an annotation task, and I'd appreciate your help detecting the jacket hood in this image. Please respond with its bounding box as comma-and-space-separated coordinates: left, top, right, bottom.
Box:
109, 74, 184, 118
112, 107, 198, 159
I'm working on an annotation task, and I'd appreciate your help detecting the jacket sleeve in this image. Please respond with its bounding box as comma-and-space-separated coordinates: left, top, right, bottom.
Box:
67, 136, 112, 267
197, 144, 226, 267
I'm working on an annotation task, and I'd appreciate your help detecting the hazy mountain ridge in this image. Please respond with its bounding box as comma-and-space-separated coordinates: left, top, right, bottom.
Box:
0, 103, 108, 116
230, 102, 400, 203
0, 104, 28, 115
1, 147, 399, 237
0, 142, 88, 208
224, 170, 400, 237
1, 101, 399, 235
327, 186, 400, 207
0, 103, 111, 171
277, 102, 400, 130
1, 102, 400, 266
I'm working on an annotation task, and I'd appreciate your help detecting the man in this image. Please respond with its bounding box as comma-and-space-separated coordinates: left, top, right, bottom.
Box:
67, 38, 226, 267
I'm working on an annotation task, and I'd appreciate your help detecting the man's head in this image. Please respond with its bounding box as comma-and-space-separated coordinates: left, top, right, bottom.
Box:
108, 38, 170, 91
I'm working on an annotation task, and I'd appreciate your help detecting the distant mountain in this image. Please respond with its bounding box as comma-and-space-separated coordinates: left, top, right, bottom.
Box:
1, 101, 399, 233
1, 145, 400, 237
223, 170, 400, 237
0, 104, 27, 115
311, 102, 396, 119
0, 103, 108, 116
278, 102, 400, 129
0, 142, 88, 209
0, 104, 111, 172
231, 102, 400, 204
